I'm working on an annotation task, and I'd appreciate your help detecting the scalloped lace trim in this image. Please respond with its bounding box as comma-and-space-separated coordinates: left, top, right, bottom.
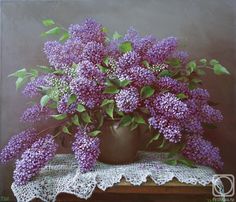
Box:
11, 152, 224, 202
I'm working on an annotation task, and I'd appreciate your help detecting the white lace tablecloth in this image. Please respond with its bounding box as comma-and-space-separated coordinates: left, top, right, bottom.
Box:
11, 152, 224, 202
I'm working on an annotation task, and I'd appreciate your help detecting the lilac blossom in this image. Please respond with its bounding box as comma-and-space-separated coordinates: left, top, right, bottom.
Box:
20, 104, 51, 123
70, 77, 104, 109
153, 92, 189, 120
148, 116, 181, 143
76, 60, 105, 83
124, 28, 157, 59
82, 42, 106, 64
115, 87, 139, 113
63, 38, 84, 64
171, 50, 189, 64
201, 105, 223, 124
156, 77, 190, 96
182, 135, 223, 170
43, 41, 70, 69
190, 88, 210, 104
72, 130, 100, 173
13, 134, 58, 185
57, 94, 78, 114
0, 128, 37, 163
106, 39, 122, 59
68, 18, 106, 44
147, 37, 178, 64
146, 92, 189, 120
22, 75, 52, 98
116, 66, 156, 87
117, 51, 141, 69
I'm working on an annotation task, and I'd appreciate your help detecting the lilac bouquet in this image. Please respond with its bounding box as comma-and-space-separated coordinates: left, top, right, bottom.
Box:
0, 18, 230, 186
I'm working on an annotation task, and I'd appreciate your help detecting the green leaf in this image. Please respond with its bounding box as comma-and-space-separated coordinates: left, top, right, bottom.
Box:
103, 56, 110, 66
146, 133, 160, 147
119, 41, 132, 53
191, 78, 202, 84
103, 86, 119, 94
81, 112, 92, 123
41, 27, 61, 36
101, 99, 114, 107
29, 69, 38, 77
98, 115, 104, 129
102, 27, 109, 33
42, 19, 55, 27
37, 65, 54, 73
119, 80, 131, 87
130, 122, 138, 131
53, 69, 64, 74
176, 93, 188, 100
99, 65, 109, 73
134, 115, 146, 124
213, 64, 230, 75
166, 58, 181, 67
8, 68, 27, 78
196, 69, 206, 76
159, 138, 166, 149
59, 32, 69, 42
199, 58, 207, 65
48, 102, 57, 109
141, 86, 155, 98
16, 77, 28, 90
71, 114, 80, 126
113, 31, 122, 40
62, 126, 71, 134
187, 61, 197, 73
209, 59, 219, 66
165, 159, 177, 166
119, 115, 133, 127
177, 157, 196, 168
158, 70, 173, 77
77, 104, 86, 112
68, 94, 77, 106
89, 130, 101, 137
105, 103, 114, 119
167, 151, 177, 159
142, 60, 149, 68
115, 108, 124, 116
51, 114, 67, 120
40, 95, 50, 107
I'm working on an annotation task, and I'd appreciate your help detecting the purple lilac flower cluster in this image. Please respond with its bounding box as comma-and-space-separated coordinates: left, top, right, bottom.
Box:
70, 77, 104, 109
57, 94, 78, 114
13, 134, 58, 185
115, 87, 140, 113
147, 37, 178, 64
0, 128, 37, 163
20, 104, 51, 123
68, 18, 106, 44
146, 92, 189, 143
182, 135, 223, 170
72, 130, 100, 172
182, 88, 223, 135
22, 75, 53, 98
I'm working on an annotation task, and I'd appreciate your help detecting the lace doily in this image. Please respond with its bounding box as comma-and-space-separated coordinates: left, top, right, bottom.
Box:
11, 152, 224, 202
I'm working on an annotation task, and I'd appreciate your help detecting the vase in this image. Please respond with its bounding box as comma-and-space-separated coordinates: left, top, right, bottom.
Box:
98, 119, 140, 164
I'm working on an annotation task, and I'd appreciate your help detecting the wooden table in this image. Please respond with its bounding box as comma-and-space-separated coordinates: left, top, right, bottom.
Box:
33, 177, 213, 202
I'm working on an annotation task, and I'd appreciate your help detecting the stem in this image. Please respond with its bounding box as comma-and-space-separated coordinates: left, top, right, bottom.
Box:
37, 119, 68, 137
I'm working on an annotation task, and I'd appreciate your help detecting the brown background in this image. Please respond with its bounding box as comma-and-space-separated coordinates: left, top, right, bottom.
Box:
0, 0, 236, 201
